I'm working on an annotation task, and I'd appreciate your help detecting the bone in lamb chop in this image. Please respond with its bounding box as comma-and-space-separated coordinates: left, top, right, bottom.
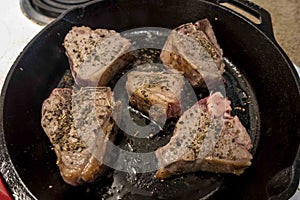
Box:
41, 87, 120, 185
160, 19, 225, 88
126, 68, 186, 123
64, 26, 132, 87
155, 92, 253, 179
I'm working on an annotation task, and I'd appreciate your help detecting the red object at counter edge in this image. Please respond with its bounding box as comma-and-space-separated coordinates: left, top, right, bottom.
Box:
0, 177, 12, 200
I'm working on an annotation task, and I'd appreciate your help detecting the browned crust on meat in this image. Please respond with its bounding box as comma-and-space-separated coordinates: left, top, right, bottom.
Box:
41, 87, 118, 185
161, 51, 207, 87
156, 156, 252, 179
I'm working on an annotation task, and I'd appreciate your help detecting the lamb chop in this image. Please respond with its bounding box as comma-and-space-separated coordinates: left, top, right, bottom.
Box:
155, 92, 252, 179
64, 26, 132, 87
160, 19, 225, 88
126, 68, 186, 123
41, 87, 119, 185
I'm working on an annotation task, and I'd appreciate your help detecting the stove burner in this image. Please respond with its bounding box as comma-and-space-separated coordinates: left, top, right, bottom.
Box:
20, 0, 92, 25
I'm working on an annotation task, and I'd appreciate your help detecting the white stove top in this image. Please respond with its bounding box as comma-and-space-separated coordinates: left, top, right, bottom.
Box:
0, 1, 43, 87
0, 1, 299, 199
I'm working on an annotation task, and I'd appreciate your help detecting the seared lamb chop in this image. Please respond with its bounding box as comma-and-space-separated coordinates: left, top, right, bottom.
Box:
160, 19, 225, 88
64, 26, 132, 86
155, 92, 252, 179
41, 87, 119, 185
126, 69, 186, 122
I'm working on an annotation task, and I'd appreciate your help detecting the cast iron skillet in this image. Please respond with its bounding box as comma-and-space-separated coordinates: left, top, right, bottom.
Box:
1, 0, 300, 199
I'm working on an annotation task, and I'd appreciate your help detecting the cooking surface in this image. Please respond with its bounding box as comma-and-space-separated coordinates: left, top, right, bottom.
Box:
0, 0, 299, 199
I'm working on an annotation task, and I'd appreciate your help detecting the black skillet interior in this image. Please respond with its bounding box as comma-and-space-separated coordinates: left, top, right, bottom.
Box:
1, 0, 300, 199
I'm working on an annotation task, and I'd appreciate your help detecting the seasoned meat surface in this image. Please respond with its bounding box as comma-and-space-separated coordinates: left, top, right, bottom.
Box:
160, 19, 225, 88
41, 87, 119, 185
155, 92, 252, 179
126, 68, 186, 122
64, 26, 132, 86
